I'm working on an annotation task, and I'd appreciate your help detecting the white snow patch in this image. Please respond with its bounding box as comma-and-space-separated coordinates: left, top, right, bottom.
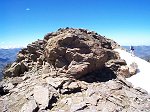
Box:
114, 48, 150, 93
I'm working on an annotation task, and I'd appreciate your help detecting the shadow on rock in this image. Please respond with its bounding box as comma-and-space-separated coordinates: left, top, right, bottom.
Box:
79, 67, 117, 83
0, 86, 9, 96
46, 95, 58, 110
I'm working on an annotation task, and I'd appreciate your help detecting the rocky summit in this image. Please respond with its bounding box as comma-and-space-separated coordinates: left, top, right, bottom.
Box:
0, 28, 150, 112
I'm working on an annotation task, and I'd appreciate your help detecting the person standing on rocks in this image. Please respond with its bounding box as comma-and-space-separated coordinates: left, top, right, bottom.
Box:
130, 45, 134, 56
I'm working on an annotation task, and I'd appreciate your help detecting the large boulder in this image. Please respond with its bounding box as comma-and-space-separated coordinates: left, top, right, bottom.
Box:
129, 62, 138, 76
3, 28, 120, 78
44, 29, 119, 78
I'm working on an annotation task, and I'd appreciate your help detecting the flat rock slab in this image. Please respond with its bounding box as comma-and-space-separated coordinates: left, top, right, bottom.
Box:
33, 85, 51, 109
20, 100, 38, 112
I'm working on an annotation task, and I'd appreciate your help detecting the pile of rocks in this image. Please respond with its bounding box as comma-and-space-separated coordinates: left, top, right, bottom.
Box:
0, 28, 148, 112
4, 28, 121, 79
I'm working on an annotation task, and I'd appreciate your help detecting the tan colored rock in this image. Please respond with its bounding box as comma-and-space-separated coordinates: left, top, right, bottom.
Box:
44, 29, 117, 79
118, 65, 130, 78
4, 62, 28, 77
129, 62, 138, 76
66, 62, 90, 78
46, 77, 68, 88
17, 53, 25, 62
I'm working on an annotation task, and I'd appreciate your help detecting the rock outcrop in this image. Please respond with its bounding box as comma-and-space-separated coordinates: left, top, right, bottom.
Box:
1, 28, 150, 112
4, 28, 121, 79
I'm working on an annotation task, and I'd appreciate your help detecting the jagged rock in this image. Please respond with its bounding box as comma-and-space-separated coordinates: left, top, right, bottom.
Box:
114, 59, 127, 65
17, 53, 25, 62
20, 100, 38, 112
107, 50, 119, 60
61, 80, 82, 94
118, 65, 130, 78
4, 62, 20, 77
37, 58, 43, 65
105, 59, 129, 78
44, 30, 114, 78
129, 62, 138, 76
38, 110, 49, 112
21, 75, 30, 81
105, 59, 126, 70
4, 62, 28, 77
45, 77, 68, 89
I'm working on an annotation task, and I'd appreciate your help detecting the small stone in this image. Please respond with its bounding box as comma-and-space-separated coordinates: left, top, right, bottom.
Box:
46, 77, 68, 88
70, 102, 87, 112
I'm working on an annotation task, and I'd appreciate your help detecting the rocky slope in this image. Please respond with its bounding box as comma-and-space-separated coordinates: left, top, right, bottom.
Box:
0, 28, 150, 112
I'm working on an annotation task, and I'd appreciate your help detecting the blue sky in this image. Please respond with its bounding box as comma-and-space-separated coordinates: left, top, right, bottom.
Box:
0, 0, 150, 48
